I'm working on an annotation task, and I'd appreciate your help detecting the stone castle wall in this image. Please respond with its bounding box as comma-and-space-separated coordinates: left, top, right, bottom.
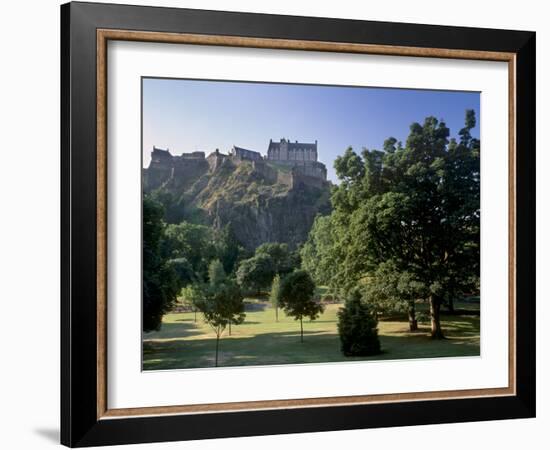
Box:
290, 171, 327, 190
145, 148, 209, 191
250, 160, 278, 184
206, 151, 229, 171
145, 141, 328, 192
269, 159, 327, 180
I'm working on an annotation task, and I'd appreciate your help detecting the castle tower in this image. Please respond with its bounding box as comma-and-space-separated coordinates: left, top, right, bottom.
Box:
280, 138, 288, 160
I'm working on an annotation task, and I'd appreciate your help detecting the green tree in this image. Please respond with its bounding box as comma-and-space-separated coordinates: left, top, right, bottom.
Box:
142, 197, 180, 332
270, 274, 281, 322
179, 283, 202, 322
214, 225, 245, 275
195, 281, 246, 367
207, 259, 238, 335
362, 262, 424, 332
236, 254, 275, 294
337, 290, 381, 356
278, 270, 324, 342
313, 111, 480, 339
168, 257, 195, 288
255, 242, 295, 275
163, 222, 217, 281
149, 189, 186, 224
301, 214, 343, 289
208, 259, 226, 287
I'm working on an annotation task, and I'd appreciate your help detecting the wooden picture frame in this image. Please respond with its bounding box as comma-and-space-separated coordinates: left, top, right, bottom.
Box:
61, 1, 535, 447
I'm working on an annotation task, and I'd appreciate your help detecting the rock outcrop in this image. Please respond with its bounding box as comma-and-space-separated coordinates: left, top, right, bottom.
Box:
143, 147, 332, 250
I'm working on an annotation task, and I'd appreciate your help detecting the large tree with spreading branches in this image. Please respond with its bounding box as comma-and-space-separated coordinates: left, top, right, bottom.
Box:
304, 111, 480, 339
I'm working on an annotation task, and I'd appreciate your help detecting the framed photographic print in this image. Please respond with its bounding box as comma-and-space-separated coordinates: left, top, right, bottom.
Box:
60, 1, 536, 447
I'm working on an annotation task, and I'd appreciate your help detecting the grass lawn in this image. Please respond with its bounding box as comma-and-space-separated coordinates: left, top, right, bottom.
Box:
143, 298, 480, 370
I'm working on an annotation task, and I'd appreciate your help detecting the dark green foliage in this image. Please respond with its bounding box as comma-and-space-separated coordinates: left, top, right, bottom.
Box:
255, 242, 296, 275
195, 281, 245, 330
149, 187, 207, 225
236, 254, 275, 293
142, 197, 180, 332
301, 214, 341, 287
148, 189, 186, 224
168, 257, 195, 287
162, 222, 246, 283
334, 147, 365, 186
362, 261, 424, 332
163, 221, 217, 282
337, 291, 381, 356
304, 111, 480, 339
278, 270, 324, 342
215, 225, 246, 275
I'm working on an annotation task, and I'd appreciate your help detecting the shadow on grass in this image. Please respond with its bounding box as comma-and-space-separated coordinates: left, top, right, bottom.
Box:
244, 302, 270, 312
391, 316, 480, 337
143, 324, 480, 371
143, 320, 203, 340
441, 315, 480, 336
309, 319, 341, 324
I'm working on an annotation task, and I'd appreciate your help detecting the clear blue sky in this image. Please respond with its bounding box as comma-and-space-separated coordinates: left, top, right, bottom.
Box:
143, 78, 480, 183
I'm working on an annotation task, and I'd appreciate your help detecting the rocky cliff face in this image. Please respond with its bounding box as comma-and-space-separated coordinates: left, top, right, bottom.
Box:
144, 153, 332, 250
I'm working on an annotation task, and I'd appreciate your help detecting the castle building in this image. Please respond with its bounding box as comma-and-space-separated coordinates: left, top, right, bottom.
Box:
230, 145, 262, 161
267, 138, 318, 162
150, 146, 205, 163
146, 138, 328, 191
266, 138, 327, 181
145, 146, 209, 190
150, 146, 172, 163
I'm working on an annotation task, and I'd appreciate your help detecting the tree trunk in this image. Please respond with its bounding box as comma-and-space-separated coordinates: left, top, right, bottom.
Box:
300, 317, 303, 343
275, 307, 278, 322
215, 334, 220, 367
228, 321, 232, 336
447, 297, 455, 313
194, 309, 197, 323
429, 295, 445, 339
408, 301, 418, 332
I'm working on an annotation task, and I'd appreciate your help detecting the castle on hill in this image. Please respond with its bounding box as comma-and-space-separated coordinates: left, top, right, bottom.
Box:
146, 138, 328, 190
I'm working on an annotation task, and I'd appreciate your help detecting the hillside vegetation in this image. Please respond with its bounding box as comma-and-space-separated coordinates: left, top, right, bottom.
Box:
145, 157, 332, 250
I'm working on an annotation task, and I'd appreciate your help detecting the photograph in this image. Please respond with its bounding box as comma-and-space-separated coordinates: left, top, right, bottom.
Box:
54, 1, 537, 446
141, 78, 481, 370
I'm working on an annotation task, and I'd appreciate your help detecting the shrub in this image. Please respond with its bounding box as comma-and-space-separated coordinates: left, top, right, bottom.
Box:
337, 291, 381, 356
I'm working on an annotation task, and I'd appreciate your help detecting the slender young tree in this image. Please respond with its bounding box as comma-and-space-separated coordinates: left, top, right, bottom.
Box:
195, 280, 245, 367
270, 274, 281, 322
179, 284, 203, 322
278, 270, 324, 342
208, 259, 226, 286
208, 259, 237, 335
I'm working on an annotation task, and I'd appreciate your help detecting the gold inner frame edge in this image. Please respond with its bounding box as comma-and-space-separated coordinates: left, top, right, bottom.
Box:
96, 29, 517, 420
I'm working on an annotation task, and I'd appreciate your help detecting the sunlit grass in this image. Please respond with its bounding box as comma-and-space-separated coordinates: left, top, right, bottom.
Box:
143, 299, 480, 370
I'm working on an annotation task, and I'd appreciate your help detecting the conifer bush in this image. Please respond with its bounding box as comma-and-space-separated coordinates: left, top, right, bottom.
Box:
337, 291, 381, 356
